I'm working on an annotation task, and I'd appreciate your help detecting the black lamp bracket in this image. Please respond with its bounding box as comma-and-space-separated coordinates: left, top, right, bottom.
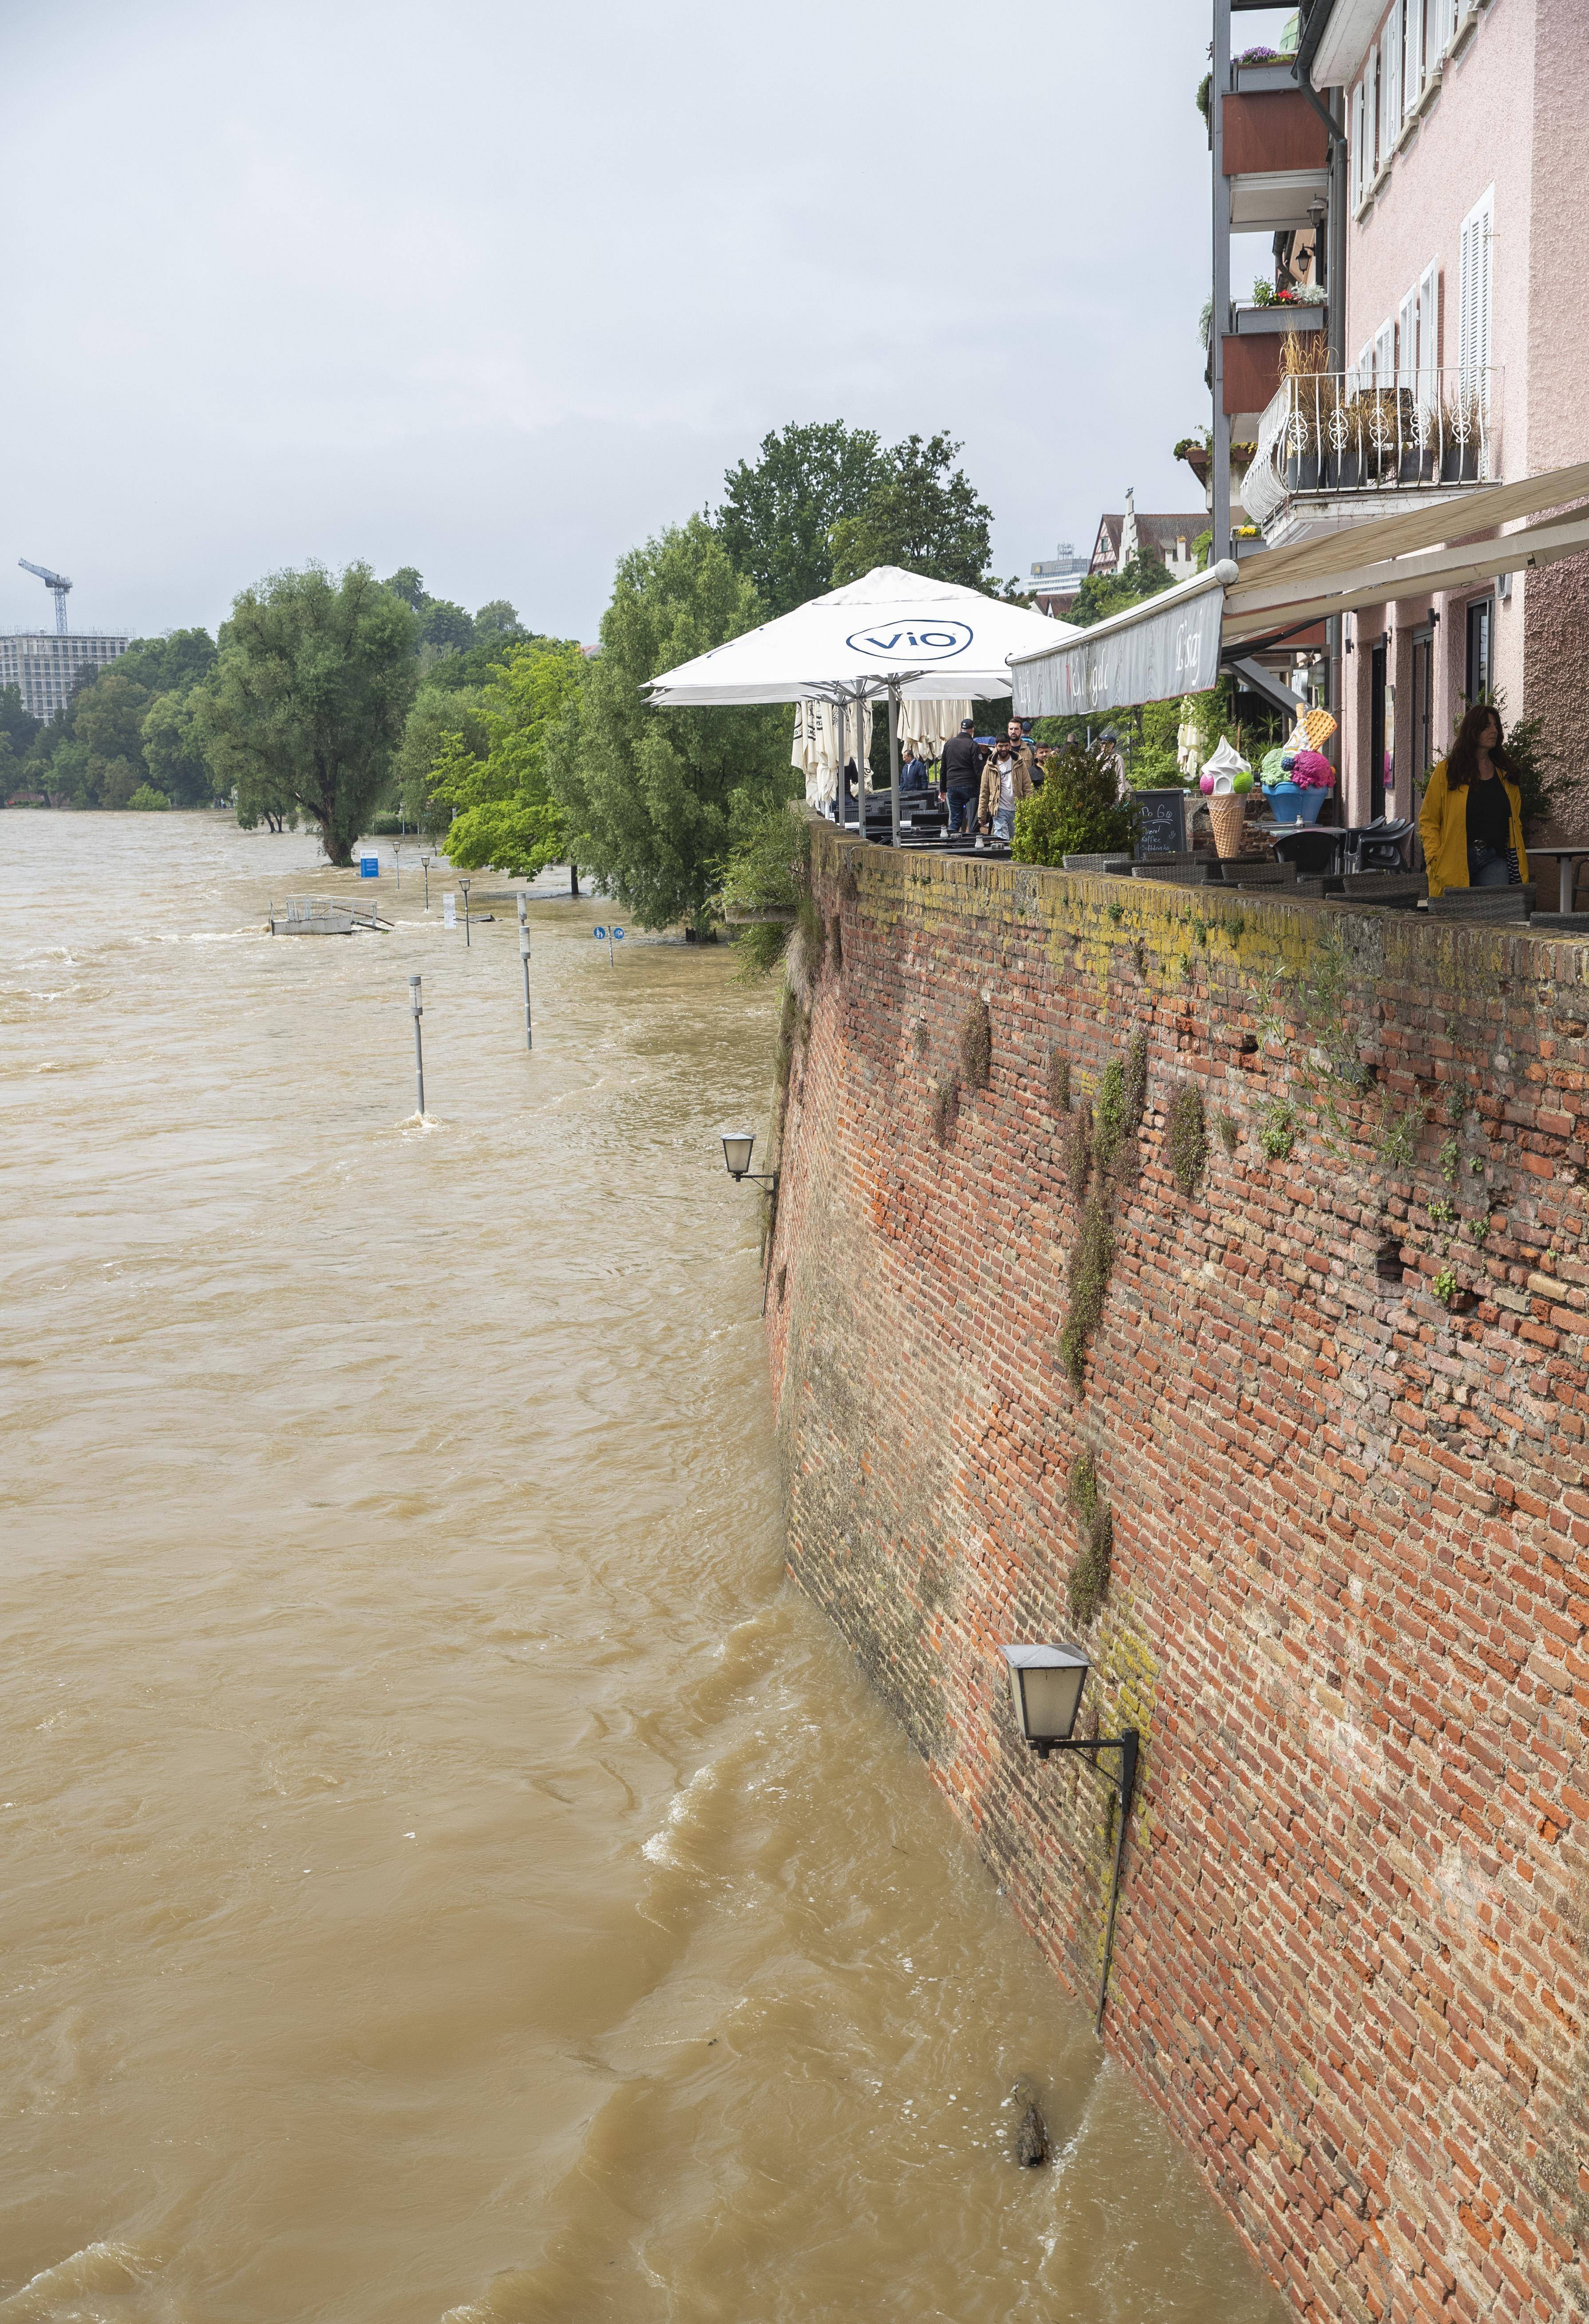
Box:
1029, 1728, 1141, 2036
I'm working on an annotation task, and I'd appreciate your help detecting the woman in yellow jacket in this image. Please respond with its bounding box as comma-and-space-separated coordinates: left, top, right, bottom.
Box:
1418, 702, 1529, 898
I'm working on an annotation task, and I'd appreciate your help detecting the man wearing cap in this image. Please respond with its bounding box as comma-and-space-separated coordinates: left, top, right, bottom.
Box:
939, 718, 985, 838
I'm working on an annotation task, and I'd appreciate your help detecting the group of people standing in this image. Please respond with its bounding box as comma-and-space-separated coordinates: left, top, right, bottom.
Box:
930, 719, 1040, 843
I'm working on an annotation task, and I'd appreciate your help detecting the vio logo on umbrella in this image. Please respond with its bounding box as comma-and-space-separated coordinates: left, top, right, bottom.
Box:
845, 620, 973, 662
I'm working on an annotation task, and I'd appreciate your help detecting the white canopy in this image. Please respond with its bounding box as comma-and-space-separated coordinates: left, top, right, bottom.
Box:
644, 566, 1080, 707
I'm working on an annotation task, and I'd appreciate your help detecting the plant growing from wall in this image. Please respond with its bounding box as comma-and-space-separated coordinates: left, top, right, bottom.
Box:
1260, 1100, 1296, 1160
1048, 1050, 1071, 1113
1058, 1026, 1149, 1391
960, 998, 992, 1092
1065, 1103, 1093, 1200
1215, 1108, 1240, 1157
929, 1077, 961, 1147
1067, 1451, 1114, 1626
1167, 1081, 1208, 1196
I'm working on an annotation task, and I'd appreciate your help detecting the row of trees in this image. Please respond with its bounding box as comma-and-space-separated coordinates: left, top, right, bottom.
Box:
4, 419, 1057, 920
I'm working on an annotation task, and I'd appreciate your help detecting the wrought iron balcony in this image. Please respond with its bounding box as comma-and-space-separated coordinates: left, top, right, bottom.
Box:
1244, 368, 1503, 535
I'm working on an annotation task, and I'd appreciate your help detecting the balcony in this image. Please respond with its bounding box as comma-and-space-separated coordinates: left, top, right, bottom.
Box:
1243, 368, 1503, 545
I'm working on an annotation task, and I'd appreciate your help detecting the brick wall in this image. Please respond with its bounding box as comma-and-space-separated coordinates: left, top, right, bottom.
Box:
766, 825, 1589, 2324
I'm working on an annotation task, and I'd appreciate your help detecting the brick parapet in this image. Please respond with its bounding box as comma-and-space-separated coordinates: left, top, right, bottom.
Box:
767, 823, 1589, 2324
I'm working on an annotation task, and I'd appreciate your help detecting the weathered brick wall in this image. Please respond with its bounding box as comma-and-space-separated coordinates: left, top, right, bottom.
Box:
766, 825, 1589, 2324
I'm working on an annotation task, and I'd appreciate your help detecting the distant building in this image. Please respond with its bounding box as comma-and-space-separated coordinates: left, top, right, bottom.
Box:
0, 631, 130, 726
1026, 541, 1091, 619
1088, 487, 1206, 583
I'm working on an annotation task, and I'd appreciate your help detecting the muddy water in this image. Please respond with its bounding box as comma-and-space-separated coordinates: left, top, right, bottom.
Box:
0, 816, 1282, 2324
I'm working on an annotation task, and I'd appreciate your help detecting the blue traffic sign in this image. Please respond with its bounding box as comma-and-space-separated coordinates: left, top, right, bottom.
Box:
592, 924, 607, 939
611, 926, 625, 941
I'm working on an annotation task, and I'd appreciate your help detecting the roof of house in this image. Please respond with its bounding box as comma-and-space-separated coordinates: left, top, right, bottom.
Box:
1090, 512, 1207, 571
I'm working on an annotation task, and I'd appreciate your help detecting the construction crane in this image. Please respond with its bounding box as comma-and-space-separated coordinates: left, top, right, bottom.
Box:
19, 558, 73, 634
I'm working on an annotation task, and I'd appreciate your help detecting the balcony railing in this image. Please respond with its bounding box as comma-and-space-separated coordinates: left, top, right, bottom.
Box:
1244, 367, 1502, 529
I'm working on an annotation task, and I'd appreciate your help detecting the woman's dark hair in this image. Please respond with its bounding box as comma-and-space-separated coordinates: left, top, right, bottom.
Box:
1447, 701, 1513, 789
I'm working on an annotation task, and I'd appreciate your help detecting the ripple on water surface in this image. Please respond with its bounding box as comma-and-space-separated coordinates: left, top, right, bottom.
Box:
0, 817, 1283, 2324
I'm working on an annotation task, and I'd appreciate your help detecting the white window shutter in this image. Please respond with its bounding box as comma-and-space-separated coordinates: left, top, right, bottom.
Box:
1351, 82, 1366, 205
1405, 0, 1425, 109
1382, 7, 1402, 145
1375, 320, 1396, 386
1398, 289, 1416, 390
1459, 188, 1494, 391
1368, 43, 1380, 174
1417, 261, 1439, 395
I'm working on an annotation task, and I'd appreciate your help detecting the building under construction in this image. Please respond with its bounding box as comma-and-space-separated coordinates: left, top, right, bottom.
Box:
0, 631, 130, 726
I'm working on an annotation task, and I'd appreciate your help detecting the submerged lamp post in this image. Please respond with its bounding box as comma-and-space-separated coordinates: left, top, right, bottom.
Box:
1000, 1643, 1140, 2036
408, 974, 425, 1116
459, 876, 472, 948
420, 849, 433, 910
518, 893, 533, 1050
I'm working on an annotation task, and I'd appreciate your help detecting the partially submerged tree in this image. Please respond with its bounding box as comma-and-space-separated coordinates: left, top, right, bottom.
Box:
436, 639, 586, 880
198, 564, 417, 864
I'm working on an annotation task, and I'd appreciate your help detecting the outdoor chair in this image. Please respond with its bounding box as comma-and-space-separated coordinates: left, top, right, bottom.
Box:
1344, 818, 1415, 874
1272, 828, 1345, 878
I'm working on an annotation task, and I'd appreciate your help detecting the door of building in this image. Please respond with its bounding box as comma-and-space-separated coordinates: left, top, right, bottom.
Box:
1466, 597, 1493, 706
1370, 640, 1388, 821
1410, 627, 1434, 780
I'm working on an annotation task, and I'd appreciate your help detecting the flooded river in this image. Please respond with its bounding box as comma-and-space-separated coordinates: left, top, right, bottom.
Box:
0, 816, 1283, 2324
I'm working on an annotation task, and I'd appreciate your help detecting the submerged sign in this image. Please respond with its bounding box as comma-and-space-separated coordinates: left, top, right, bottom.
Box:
1011, 580, 1227, 719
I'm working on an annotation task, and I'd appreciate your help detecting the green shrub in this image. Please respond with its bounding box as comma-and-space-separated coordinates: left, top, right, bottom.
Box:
1011, 741, 1139, 867
1260, 1100, 1296, 1160
128, 783, 170, 812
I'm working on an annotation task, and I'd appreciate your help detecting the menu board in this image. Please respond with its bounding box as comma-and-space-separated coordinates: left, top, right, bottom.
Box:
1134, 789, 1188, 860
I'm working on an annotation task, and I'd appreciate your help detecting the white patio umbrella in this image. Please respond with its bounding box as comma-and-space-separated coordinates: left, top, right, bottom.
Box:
793, 698, 870, 807
646, 567, 1077, 845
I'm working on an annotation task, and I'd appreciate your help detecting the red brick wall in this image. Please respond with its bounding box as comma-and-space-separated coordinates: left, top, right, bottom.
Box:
767, 827, 1589, 2324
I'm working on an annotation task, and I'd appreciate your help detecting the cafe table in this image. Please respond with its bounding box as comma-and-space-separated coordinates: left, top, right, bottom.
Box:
1526, 844, 1589, 915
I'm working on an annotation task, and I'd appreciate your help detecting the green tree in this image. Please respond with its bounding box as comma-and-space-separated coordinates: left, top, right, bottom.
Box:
1065, 550, 1175, 630
438, 639, 585, 880
549, 517, 789, 931
198, 564, 418, 864
716, 420, 886, 616
1012, 741, 1140, 864
393, 683, 491, 835
0, 683, 40, 758
142, 688, 217, 807
129, 782, 170, 811
828, 431, 996, 589
474, 599, 527, 643
73, 667, 155, 767
115, 628, 218, 694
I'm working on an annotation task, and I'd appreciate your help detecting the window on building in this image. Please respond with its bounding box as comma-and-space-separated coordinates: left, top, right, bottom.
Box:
1411, 627, 1435, 777
1404, 0, 1426, 113
1465, 598, 1493, 704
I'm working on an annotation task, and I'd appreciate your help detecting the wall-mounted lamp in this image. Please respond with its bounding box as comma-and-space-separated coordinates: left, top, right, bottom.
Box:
720, 1130, 777, 1192
1000, 1642, 1140, 2034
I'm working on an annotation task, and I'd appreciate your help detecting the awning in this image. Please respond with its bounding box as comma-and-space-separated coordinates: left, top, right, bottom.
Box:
1009, 564, 1236, 718
1009, 458, 1589, 716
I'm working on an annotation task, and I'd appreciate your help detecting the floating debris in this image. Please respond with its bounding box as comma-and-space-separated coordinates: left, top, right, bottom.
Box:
1011, 2079, 1050, 2168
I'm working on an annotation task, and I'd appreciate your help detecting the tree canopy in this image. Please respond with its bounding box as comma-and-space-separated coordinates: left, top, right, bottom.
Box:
548, 517, 792, 931
828, 432, 996, 591
715, 421, 887, 617
197, 564, 418, 864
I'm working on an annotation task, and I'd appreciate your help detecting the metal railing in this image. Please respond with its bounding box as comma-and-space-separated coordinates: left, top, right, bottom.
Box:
1245, 367, 1502, 527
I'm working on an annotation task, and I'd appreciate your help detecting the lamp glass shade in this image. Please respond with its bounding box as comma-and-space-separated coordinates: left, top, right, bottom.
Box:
721, 1132, 755, 1180
1000, 1643, 1090, 1746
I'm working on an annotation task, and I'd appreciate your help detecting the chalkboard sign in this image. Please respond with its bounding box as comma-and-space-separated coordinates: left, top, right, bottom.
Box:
1134, 789, 1188, 861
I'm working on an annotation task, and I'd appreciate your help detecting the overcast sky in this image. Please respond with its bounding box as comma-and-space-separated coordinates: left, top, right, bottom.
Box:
0, 0, 1291, 644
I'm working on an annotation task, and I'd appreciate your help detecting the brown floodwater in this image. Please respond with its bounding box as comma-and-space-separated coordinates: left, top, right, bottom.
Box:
0, 815, 1284, 2324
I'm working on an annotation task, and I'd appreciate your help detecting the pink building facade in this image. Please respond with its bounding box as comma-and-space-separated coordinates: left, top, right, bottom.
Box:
1309, 0, 1589, 829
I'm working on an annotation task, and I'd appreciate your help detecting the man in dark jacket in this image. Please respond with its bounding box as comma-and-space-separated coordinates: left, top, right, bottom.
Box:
940, 718, 985, 837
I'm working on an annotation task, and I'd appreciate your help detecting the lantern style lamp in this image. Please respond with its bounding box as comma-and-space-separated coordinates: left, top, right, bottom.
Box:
999, 1641, 1141, 2035
720, 1131, 777, 1192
